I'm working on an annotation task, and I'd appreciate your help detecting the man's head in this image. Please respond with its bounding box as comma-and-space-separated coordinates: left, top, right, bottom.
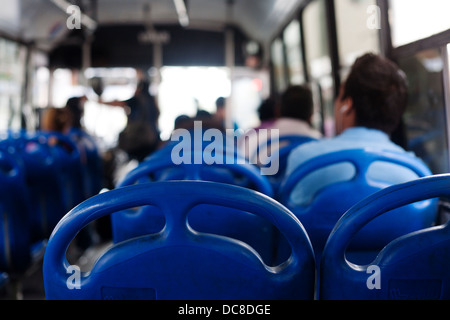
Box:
335, 53, 408, 135
280, 85, 314, 124
65, 96, 87, 129
215, 97, 226, 120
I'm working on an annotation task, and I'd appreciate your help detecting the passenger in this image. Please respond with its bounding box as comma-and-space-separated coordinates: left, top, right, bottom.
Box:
40, 107, 68, 133
214, 96, 238, 131
195, 109, 224, 131
285, 53, 425, 206
240, 85, 322, 160
100, 79, 161, 162
255, 97, 277, 130
41, 96, 87, 134
214, 97, 226, 126
273, 85, 322, 139
174, 114, 194, 130
65, 96, 87, 131
41, 97, 100, 249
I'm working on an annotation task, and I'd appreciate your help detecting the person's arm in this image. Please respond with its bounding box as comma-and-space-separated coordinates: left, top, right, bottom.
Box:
99, 99, 126, 108
99, 99, 131, 114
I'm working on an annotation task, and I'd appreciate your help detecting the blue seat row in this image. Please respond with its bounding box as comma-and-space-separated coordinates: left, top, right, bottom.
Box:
0, 149, 33, 273
320, 174, 450, 300
43, 175, 450, 300
112, 148, 277, 265
111, 137, 440, 286
39, 132, 447, 299
67, 128, 104, 199
277, 148, 438, 263
251, 135, 318, 190
116, 136, 439, 261
0, 130, 103, 277
44, 181, 315, 300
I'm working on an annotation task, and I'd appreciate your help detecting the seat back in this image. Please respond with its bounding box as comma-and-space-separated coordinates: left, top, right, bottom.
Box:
0, 131, 87, 240
111, 150, 278, 264
43, 181, 315, 300
320, 174, 450, 300
278, 148, 437, 261
38, 131, 85, 209
252, 135, 317, 190
0, 150, 32, 272
68, 128, 103, 198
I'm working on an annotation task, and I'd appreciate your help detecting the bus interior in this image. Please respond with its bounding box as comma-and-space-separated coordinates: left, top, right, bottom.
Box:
0, 0, 450, 302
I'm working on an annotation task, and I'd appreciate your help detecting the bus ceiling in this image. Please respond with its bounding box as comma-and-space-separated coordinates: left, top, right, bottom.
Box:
0, 0, 308, 68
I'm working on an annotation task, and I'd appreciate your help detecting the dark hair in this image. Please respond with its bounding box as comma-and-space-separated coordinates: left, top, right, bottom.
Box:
343, 53, 408, 134
66, 97, 84, 129
174, 115, 193, 130
66, 97, 82, 112
280, 85, 314, 122
215, 97, 226, 109
258, 98, 276, 121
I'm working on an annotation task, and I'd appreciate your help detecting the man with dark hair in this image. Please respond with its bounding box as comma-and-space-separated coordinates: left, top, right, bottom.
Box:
214, 96, 238, 131
336, 53, 408, 135
285, 53, 427, 206
240, 85, 322, 159
65, 96, 87, 130
280, 85, 315, 125
255, 97, 276, 130
274, 85, 321, 138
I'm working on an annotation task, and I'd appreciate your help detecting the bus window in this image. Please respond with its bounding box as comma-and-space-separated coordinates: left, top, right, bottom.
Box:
51, 69, 85, 108
34, 67, 50, 109
335, 0, 380, 77
231, 67, 269, 131
303, 0, 331, 80
303, 0, 334, 136
271, 38, 288, 94
283, 19, 305, 85
389, 0, 450, 47
83, 68, 136, 149
0, 38, 26, 132
398, 49, 449, 174
157, 66, 231, 140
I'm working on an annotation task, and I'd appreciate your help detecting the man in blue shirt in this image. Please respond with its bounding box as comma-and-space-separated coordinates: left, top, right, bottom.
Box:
285, 53, 429, 206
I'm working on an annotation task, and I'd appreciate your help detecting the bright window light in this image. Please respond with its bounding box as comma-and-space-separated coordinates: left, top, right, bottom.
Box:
158, 66, 231, 141
390, 0, 450, 47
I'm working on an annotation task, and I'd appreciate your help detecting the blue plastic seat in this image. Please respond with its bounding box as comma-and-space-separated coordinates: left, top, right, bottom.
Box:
120, 148, 273, 193
251, 135, 317, 161
252, 135, 318, 190
320, 174, 450, 300
43, 181, 315, 300
39, 131, 85, 209
144, 131, 256, 185
67, 128, 103, 198
277, 148, 438, 263
0, 149, 33, 273
111, 150, 278, 264
0, 131, 86, 240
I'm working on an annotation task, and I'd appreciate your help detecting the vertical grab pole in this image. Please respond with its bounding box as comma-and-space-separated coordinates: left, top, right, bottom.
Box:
224, 0, 235, 131
225, 27, 235, 131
